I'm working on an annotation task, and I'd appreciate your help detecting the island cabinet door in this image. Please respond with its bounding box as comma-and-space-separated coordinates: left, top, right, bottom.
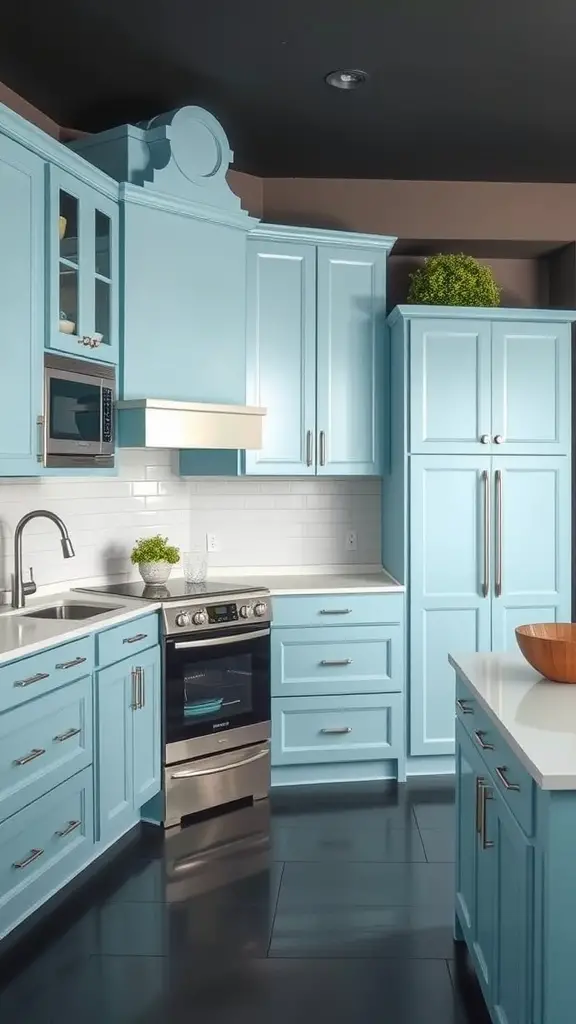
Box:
455, 724, 479, 944
491, 320, 571, 456
409, 456, 492, 756
408, 316, 492, 455
490, 784, 533, 1024
490, 456, 571, 652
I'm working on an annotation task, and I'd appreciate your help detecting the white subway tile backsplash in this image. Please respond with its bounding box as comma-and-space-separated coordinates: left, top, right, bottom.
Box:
0, 452, 381, 595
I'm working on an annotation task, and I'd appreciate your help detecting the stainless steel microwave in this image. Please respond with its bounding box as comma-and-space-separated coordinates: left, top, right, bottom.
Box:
43, 353, 115, 468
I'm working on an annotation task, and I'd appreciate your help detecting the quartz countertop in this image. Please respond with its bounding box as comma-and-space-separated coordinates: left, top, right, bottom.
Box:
223, 570, 404, 596
0, 593, 161, 666
449, 651, 576, 790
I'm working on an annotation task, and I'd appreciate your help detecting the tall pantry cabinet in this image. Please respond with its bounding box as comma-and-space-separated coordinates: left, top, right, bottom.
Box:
383, 306, 576, 758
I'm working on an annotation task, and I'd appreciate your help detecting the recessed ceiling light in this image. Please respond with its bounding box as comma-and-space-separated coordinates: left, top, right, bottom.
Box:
325, 69, 368, 91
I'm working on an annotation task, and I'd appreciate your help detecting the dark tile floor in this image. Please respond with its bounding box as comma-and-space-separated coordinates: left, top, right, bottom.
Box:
0, 777, 491, 1024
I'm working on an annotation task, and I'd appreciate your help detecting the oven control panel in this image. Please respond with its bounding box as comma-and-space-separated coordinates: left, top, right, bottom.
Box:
165, 593, 271, 635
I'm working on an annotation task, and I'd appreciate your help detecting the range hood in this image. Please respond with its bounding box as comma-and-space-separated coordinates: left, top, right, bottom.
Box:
117, 399, 266, 450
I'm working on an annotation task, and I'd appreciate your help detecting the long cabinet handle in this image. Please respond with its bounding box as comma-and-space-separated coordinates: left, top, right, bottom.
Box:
123, 633, 148, 644
13, 671, 49, 688
319, 659, 352, 667
13, 747, 46, 766
13, 848, 44, 870
482, 469, 490, 598
320, 726, 352, 735
139, 667, 145, 709
495, 765, 520, 792
319, 430, 326, 466
171, 747, 269, 779
55, 656, 87, 670
306, 429, 313, 467
475, 776, 483, 834
53, 726, 81, 743
130, 668, 139, 710
495, 469, 502, 597
480, 784, 494, 849
55, 819, 81, 838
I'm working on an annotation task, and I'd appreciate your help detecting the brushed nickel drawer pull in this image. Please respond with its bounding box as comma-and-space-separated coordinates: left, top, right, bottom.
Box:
53, 726, 81, 743
123, 632, 148, 644
319, 609, 352, 616
55, 656, 87, 670
13, 848, 44, 870
320, 726, 352, 735
495, 765, 520, 792
474, 730, 495, 751
456, 698, 474, 715
14, 671, 49, 688
14, 747, 46, 766
130, 668, 139, 710
55, 819, 81, 838
306, 429, 313, 467
319, 430, 326, 466
320, 659, 352, 667
481, 786, 494, 849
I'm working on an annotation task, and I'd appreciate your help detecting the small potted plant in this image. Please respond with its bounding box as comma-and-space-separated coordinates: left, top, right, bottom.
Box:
407, 253, 501, 307
131, 535, 180, 585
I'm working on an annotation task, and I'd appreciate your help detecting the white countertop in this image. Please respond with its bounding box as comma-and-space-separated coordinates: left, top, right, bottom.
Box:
223, 570, 404, 596
0, 593, 161, 667
449, 652, 576, 790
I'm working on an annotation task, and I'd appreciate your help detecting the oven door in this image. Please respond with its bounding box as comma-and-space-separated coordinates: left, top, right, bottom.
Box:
44, 355, 115, 463
164, 624, 271, 752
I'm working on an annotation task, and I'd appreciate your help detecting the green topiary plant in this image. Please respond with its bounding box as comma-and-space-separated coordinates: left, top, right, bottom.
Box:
407, 253, 501, 307
131, 535, 180, 565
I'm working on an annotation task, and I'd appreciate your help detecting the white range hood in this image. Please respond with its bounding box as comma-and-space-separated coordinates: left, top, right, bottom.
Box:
117, 398, 266, 450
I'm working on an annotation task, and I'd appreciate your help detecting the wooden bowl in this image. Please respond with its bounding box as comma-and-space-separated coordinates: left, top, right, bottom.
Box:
515, 623, 576, 683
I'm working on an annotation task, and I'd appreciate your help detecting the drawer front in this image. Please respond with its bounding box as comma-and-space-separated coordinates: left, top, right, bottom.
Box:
272, 625, 403, 697
0, 767, 94, 939
272, 693, 403, 766
271, 593, 404, 629
0, 675, 92, 825
0, 636, 94, 715
96, 613, 159, 668
455, 675, 534, 835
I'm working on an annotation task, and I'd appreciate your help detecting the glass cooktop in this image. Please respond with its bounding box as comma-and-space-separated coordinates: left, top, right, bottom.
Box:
75, 580, 266, 602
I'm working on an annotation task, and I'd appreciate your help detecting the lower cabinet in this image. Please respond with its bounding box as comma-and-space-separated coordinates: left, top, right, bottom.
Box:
96, 645, 161, 845
272, 692, 403, 765
455, 720, 533, 1024
0, 767, 94, 939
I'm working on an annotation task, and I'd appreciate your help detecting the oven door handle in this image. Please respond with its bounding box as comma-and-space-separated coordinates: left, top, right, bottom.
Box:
170, 746, 269, 779
173, 629, 270, 650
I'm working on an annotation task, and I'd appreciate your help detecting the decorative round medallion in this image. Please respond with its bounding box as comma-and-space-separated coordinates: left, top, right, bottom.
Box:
169, 108, 224, 183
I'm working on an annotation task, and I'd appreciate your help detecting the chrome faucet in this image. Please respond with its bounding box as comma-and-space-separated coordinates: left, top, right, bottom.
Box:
12, 510, 75, 609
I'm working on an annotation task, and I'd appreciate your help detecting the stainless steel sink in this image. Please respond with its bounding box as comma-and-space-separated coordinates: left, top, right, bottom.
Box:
23, 603, 122, 620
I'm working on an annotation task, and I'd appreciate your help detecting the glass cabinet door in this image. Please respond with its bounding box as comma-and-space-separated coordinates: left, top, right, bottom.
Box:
47, 166, 118, 364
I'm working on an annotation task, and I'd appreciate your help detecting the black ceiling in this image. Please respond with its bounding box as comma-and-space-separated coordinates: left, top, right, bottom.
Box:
3, 0, 576, 181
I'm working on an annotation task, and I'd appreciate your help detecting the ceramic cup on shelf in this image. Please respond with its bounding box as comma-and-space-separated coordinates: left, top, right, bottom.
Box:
138, 561, 173, 585
183, 548, 208, 585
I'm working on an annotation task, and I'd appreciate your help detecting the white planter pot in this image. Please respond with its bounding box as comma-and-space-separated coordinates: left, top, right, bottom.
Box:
138, 561, 172, 585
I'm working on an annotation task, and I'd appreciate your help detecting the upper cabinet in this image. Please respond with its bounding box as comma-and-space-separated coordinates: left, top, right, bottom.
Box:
391, 307, 573, 456
71, 106, 257, 405
0, 131, 44, 476
47, 167, 119, 364
244, 227, 394, 477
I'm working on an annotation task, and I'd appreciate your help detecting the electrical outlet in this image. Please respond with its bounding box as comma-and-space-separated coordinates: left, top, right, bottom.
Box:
206, 533, 220, 553
345, 530, 357, 551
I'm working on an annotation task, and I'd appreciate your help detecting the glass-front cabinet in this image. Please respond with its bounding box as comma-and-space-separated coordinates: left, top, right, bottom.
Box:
47, 166, 118, 364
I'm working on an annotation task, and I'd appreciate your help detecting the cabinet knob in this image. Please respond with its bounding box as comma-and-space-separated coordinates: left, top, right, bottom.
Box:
480, 434, 490, 444
494, 434, 504, 444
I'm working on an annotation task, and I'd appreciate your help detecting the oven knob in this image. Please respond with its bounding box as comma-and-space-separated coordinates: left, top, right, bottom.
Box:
175, 611, 191, 628
192, 610, 207, 626
254, 602, 268, 617
239, 604, 253, 618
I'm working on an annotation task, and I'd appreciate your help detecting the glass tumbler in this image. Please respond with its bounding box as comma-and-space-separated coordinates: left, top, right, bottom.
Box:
183, 548, 208, 584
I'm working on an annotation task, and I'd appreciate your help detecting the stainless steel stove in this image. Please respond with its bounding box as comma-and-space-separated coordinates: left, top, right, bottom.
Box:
78, 580, 272, 827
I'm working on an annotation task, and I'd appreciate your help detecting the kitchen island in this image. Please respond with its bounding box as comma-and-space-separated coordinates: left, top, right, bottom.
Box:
451, 651, 576, 1024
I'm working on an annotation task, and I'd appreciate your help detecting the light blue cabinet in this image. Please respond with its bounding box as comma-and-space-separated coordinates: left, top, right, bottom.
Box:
46, 165, 119, 364
410, 454, 570, 756
0, 131, 44, 476
96, 645, 161, 844
400, 308, 572, 456
244, 238, 317, 475
243, 226, 394, 477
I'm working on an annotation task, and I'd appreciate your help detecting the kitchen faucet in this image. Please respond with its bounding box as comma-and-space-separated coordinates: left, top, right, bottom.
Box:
12, 510, 75, 609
